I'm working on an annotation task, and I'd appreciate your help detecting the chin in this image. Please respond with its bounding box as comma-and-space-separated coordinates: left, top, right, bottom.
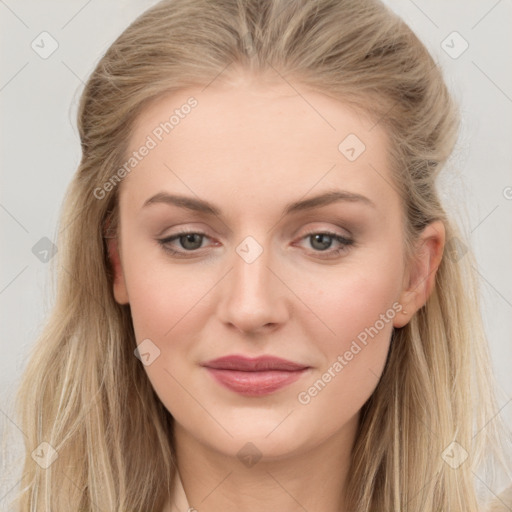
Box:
193, 415, 319, 460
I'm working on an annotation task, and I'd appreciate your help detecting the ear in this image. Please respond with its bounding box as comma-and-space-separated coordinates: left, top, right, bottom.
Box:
394, 220, 445, 328
107, 237, 129, 305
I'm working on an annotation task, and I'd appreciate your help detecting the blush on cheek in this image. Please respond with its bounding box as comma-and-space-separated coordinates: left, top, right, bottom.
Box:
125, 262, 206, 332
311, 284, 398, 388
311, 274, 399, 337
327, 316, 394, 377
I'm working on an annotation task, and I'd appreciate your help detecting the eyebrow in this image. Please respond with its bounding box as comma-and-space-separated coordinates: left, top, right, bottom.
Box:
142, 189, 376, 216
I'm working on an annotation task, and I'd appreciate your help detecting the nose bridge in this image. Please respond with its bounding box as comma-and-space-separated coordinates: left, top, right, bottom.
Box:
217, 235, 287, 333
233, 240, 270, 297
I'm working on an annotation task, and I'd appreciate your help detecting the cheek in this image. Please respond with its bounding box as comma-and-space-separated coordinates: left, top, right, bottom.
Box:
124, 263, 216, 419
120, 240, 213, 343
291, 250, 402, 415
128, 275, 202, 342
294, 242, 404, 349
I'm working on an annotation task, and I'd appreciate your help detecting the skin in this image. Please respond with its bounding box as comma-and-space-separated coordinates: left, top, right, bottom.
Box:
108, 70, 445, 512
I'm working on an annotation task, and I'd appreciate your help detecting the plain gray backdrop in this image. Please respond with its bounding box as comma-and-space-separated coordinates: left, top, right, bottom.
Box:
1, 0, 511, 506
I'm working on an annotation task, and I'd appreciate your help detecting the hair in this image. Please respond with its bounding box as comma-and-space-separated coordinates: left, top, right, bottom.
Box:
9, 0, 511, 510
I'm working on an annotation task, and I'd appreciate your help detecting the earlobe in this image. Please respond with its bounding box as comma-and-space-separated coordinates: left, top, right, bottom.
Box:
107, 237, 129, 305
394, 221, 445, 328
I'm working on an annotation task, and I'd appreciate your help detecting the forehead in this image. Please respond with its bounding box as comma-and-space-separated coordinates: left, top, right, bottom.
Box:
120, 76, 397, 218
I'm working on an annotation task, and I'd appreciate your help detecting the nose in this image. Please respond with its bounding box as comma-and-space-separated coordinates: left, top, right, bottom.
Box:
216, 242, 290, 335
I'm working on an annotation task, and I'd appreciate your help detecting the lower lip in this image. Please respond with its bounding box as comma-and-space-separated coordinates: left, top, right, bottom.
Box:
205, 368, 308, 396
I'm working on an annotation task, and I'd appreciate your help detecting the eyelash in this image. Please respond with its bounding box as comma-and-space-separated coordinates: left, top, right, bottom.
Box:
157, 229, 354, 259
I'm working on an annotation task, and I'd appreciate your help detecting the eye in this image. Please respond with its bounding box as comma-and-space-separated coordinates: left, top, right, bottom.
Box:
297, 230, 354, 259
157, 230, 212, 257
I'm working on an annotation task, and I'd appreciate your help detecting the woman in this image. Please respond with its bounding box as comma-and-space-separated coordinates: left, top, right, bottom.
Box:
12, 0, 512, 510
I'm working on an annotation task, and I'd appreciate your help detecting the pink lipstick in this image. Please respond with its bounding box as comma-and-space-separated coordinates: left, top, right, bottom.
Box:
202, 355, 310, 396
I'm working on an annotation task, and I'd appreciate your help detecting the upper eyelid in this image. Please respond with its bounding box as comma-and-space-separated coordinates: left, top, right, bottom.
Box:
159, 226, 350, 239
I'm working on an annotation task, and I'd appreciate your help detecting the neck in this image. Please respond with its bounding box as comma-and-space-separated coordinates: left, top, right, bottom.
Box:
172, 415, 359, 512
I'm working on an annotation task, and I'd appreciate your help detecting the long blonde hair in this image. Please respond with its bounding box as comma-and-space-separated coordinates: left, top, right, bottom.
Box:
10, 0, 511, 510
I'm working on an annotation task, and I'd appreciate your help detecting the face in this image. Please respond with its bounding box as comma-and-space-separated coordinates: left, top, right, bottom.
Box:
108, 72, 440, 461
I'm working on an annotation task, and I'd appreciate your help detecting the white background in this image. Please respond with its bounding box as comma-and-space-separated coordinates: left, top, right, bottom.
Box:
1, 0, 511, 506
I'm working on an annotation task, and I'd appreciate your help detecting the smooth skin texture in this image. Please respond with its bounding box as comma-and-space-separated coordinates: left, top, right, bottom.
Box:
108, 71, 445, 512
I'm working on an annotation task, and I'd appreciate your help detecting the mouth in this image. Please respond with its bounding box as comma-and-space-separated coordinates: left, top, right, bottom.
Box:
201, 355, 310, 396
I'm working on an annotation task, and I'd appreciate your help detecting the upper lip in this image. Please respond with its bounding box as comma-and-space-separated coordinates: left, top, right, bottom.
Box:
202, 355, 309, 372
